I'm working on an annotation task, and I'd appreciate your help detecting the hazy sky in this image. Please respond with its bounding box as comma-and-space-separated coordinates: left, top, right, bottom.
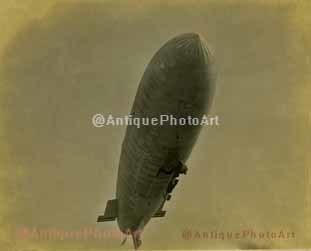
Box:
0, 1, 310, 250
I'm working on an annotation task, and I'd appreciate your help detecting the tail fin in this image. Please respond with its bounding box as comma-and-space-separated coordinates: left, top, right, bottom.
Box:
152, 200, 166, 218
121, 236, 127, 246
97, 199, 118, 222
131, 230, 142, 250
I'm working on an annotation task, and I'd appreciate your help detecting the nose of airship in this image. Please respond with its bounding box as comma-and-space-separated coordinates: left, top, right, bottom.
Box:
163, 32, 212, 65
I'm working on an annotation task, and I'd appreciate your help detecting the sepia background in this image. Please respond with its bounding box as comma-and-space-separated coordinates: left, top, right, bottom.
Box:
0, 0, 310, 250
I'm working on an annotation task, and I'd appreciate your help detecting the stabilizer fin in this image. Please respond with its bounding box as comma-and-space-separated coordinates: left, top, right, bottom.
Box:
152, 202, 166, 218
131, 231, 142, 250
153, 210, 166, 217
97, 199, 118, 222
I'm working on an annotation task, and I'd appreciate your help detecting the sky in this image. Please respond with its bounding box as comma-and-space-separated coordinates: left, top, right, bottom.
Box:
0, 1, 310, 250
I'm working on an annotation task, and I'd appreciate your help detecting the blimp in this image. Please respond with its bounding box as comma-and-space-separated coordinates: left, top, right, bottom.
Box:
97, 32, 216, 249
